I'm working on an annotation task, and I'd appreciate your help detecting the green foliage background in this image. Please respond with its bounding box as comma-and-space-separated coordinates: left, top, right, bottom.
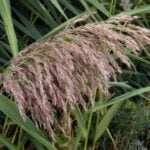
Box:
0, 0, 150, 149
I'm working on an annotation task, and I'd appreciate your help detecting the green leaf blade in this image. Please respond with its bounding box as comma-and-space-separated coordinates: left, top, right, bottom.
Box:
0, 0, 18, 57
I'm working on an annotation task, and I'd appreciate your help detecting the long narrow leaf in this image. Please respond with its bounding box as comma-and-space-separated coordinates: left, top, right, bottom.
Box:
0, 136, 17, 150
0, 95, 55, 150
13, 8, 42, 40
92, 87, 150, 112
88, 0, 110, 17
50, 0, 68, 20
59, 0, 80, 15
94, 101, 122, 142
75, 105, 87, 138
124, 5, 150, 15
20, 0, 57, 28
40, 10, 95, 40
0, 0, 18, 57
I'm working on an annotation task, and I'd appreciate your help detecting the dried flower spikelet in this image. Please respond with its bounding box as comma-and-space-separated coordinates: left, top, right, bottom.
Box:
2, 14, 150, 140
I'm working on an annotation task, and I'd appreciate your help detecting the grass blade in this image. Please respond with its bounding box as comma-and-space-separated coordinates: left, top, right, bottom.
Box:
72, 129, 82, 150
13, 8, 42, 40
92, 87, 150, 112
0, 95, 55, 150
124, 5, 150, 15
0, 136, 17, 150
88, 0, 110, 17
50, 0, 68, 20
94, 86, 150, 142
40, 10, 95, 40
94, 101, 122, 143
59, 0, 80, 15
0, 0, 18, 57
20, 0, 57, 28
75, 105, 87, 138
29, 137, 46, 150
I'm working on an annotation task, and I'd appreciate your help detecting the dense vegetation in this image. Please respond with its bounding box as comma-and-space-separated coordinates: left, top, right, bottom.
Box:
0, 0, 150, 150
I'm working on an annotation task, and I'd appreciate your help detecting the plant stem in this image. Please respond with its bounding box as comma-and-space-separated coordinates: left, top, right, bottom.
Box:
84, 112, 93, 150
107, 128, 118, 150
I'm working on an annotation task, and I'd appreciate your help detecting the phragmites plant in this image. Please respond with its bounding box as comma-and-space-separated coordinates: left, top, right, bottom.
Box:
2, 14, 150, 140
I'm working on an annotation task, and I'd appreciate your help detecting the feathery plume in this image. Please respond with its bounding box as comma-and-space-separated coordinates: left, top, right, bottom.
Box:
2, 14, 150, 140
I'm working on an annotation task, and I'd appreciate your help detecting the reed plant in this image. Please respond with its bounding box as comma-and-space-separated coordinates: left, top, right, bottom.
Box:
0, 0, 150, 149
